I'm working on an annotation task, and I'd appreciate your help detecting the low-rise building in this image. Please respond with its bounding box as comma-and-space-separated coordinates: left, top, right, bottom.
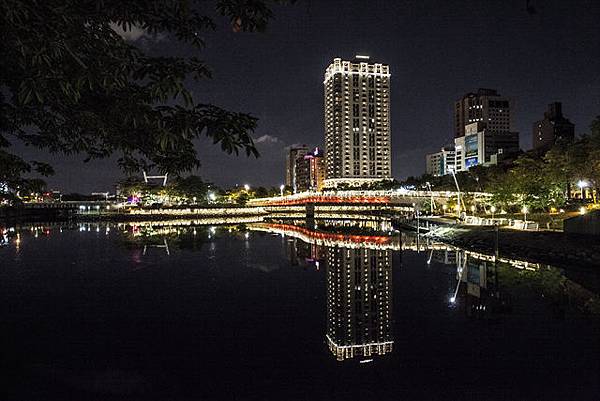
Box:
454, 122, 519, 171
425, 146, 456, 176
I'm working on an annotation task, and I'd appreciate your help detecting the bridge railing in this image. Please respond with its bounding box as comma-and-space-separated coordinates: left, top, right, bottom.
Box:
247, 189, 492, 206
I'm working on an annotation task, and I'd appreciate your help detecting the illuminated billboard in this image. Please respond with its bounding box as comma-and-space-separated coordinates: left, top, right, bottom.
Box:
465, 134, 478, 157
465, 157, 478, 168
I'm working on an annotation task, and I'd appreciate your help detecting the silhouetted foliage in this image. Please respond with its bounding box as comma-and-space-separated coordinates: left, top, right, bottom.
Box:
1, 0, 293, 189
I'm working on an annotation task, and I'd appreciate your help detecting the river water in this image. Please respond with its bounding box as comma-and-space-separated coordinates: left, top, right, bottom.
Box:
1, 218, 599, 400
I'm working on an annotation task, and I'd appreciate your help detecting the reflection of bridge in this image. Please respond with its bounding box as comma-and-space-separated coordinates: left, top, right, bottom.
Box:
249, 223, 542, 271
248, 189, 491, 207
249, 223, 400, 250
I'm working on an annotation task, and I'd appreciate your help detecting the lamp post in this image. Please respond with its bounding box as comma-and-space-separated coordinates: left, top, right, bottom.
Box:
449, 167, 463, 218
280, 184, 285, 197
522, 206, 528, 226
577, 180, 588, 200
491, 205, 496, 220
425, 181, 435, 214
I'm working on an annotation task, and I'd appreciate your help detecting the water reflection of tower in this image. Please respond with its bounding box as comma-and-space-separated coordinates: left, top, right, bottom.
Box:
326, 246, 393, 361
286, 237, 325, 269
454, 253, 506, 318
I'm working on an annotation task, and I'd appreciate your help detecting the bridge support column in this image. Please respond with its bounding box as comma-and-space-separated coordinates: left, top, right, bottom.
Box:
306, 203, 315, 230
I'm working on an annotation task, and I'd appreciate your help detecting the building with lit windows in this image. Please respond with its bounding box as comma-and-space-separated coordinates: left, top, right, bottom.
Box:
290, 147, 326, 192
454, 122, 519, 172
454, 88, 512, 138
323, 56, 391, 188
425, 146, 456, 176
306, 147, 326, 191
285, 145, 309, 192
532, 102, 575, 151
326, 246, 393, 361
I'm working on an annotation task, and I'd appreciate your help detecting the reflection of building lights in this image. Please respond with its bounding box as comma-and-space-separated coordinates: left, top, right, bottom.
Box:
244, 232, 250, 239
450, 296, 456, 303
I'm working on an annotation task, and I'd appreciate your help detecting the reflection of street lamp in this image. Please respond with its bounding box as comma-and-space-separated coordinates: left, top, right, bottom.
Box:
280, 184, 285, 197
491, 205, 496, 219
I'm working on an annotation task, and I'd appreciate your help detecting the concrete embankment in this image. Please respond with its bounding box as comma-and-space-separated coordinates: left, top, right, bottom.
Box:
427, 225, 600, 269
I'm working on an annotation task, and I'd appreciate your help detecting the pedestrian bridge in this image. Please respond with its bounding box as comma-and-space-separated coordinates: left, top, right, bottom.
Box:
247, 189, 491, 207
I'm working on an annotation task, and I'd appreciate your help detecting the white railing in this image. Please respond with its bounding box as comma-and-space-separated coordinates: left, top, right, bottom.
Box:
248, 189, 492, 206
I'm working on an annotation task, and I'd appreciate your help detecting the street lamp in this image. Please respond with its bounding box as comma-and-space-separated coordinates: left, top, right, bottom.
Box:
470, 205, 476, 216
577, 180, 589, 200
448, 167, 463, 218
522, 206, 528, 225
244, 184, 250, 191
442, 204, 447, 214
491, 205, 496, 220
208, 192, 216, 202
280, 184, 285, 197
425, 181, 435, 214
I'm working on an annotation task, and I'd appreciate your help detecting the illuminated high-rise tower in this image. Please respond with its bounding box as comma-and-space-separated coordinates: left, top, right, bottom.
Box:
323, 56, 391, 187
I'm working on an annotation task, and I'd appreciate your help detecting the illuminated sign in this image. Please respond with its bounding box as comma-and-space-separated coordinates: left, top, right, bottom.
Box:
465, 157, 478, 168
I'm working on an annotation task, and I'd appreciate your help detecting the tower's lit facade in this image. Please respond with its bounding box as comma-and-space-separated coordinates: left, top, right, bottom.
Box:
324, 56, 391, 187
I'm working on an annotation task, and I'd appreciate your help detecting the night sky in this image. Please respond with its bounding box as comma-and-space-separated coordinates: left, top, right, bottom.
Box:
13, 0, 600, 193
